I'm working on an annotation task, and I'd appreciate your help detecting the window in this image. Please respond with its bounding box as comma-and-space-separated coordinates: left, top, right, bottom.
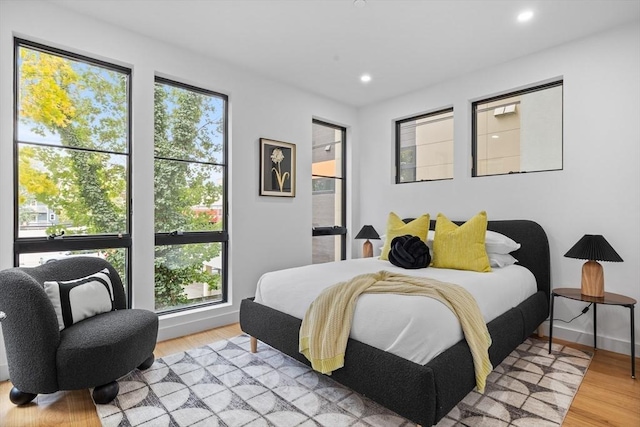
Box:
396, 109, 454, 183
312, 120, 346, 263
154, 78, 228, 313
14, 39, 131, 299
473, 81, 563, 177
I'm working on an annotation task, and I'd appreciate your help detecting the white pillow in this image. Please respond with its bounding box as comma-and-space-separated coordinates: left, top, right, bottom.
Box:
427, 229, 520, 255
484, 230, 521, 254
44, 268, 114, 331
425, 230, 435, 257
488, 253, 518, 268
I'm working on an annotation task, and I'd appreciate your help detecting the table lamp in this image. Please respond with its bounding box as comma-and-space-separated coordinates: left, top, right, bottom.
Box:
564, 234, 623, 297
355, 225, 380, 258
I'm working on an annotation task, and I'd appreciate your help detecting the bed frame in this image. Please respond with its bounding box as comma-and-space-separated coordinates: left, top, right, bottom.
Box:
240, 220, 550, 427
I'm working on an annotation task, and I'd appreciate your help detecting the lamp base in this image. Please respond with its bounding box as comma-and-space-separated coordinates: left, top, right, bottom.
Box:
362, 240, 373, 258
581, 260, 604, 297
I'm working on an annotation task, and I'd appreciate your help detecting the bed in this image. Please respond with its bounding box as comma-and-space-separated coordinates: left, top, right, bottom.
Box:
240, 219, 550, 427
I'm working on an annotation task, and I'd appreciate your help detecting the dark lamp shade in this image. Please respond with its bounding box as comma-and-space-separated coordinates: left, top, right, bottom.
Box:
355, 225, 380, 240
564, 234, 623, 262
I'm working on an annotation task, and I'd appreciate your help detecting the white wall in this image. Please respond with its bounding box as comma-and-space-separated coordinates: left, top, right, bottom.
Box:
0, 1, 358, 380
357, 22, 640, 357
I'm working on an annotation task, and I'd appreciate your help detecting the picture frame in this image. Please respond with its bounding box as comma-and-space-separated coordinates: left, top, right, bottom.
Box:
260, 138, 296, 197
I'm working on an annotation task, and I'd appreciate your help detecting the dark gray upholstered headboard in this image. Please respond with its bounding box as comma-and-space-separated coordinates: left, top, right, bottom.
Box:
401, 219, 551, 301
484, 220, 550, 300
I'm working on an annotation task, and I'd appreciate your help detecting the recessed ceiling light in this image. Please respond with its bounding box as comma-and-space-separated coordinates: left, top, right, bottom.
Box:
360, 74, 372, 83
517, 10, 534, 23
353, 0, 366, 8
491, 135, 500, 139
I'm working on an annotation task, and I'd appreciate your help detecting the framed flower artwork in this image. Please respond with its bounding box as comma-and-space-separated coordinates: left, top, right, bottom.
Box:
260, 138, 296, 197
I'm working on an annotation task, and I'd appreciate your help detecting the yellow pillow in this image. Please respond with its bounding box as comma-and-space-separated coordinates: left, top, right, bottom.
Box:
380, 212, 430, 260
432, 211, 491, 272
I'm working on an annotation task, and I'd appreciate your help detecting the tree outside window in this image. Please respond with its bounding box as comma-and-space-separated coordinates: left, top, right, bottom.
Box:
153, 79, 228, 312
15, 40, 131, 291
15, 41, 228, 312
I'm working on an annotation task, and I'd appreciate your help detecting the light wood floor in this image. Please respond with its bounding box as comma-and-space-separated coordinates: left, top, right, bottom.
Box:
0, 323, 637, 427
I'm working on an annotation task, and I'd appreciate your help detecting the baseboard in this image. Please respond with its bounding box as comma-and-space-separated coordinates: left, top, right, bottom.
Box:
157, 308, 240, 342
538, 322, 640, 357
0, 328, 7, 381
0, 363, 8, 382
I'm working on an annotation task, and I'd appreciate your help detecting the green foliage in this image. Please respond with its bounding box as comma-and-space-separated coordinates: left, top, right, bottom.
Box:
104, 249, 126, 284
154, 256, 221, 311
154, 262, 191, 310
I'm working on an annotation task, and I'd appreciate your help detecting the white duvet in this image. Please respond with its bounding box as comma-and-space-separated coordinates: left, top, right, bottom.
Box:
254, 258, 537, 365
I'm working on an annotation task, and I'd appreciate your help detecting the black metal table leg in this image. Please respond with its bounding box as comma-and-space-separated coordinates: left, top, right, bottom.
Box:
631, 305, 635, 379
549, 293, 555, 354
593, 303, 597, 350
551, 288, 636, 379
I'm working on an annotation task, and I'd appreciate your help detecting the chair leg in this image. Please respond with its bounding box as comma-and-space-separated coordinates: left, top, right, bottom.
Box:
92, 381, 119, 404
9, 386, 37, 405
138, 354, 155, 370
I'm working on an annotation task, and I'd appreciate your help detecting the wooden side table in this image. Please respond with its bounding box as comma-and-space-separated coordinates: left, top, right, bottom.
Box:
549, 287, 636, 378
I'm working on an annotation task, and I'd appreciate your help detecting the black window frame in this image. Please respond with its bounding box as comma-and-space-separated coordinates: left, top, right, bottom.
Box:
13, 38, 133, 305
153, 76, 229, 313
395, 107, 454, 184
311, 119, 347, 261
471, 80, 564, 177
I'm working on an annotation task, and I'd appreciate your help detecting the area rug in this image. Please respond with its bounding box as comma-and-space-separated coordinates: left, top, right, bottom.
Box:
94, 335, 591, 427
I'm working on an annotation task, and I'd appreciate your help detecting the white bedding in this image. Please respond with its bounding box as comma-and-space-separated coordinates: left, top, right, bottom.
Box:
254, 258, 537, 365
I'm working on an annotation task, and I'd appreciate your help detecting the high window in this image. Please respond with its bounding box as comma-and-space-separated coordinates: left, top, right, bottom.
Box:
153, 78, 228, 313
14, 39, 131, 299
473, 81, 563, 177
312, 120, 346, 263
396, 109, 454, 183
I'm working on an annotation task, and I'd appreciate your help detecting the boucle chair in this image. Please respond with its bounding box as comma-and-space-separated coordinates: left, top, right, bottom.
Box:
0, 256, 158, 405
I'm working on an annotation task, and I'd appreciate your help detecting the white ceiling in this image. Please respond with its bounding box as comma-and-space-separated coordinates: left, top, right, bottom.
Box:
52, 0, 640, 107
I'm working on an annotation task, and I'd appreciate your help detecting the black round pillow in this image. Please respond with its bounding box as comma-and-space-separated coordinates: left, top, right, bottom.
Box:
388, 234, 431, 269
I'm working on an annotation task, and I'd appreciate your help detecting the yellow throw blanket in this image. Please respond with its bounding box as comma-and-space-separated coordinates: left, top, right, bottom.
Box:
299, 270, 493, 392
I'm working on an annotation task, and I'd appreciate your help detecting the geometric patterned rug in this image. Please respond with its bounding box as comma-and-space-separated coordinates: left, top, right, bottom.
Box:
93, 335, 591, 427
436, 338, 592, 426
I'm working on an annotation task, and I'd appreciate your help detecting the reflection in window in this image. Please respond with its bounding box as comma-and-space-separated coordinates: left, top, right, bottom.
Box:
473, 81, 563, 177
396, 109, 454, 183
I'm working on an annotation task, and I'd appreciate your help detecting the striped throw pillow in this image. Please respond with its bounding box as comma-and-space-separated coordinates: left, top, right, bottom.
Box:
44, 268, 114, 331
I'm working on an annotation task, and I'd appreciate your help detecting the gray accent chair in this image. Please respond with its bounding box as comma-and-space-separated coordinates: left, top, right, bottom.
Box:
0, 257, 158, 405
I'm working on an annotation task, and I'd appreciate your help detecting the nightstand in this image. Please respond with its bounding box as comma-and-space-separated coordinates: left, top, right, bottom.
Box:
549, 287, 636, 378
